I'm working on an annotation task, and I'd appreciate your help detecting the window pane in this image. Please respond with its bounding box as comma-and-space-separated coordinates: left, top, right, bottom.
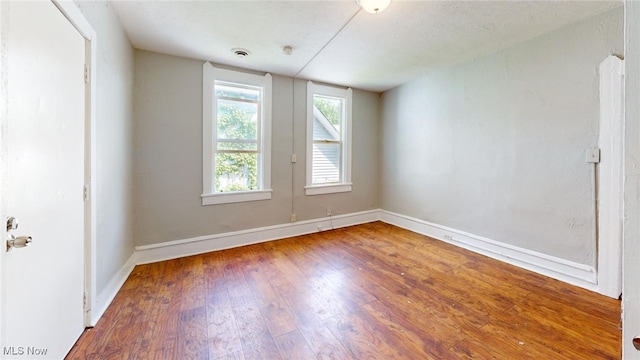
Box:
217, 140, 257, 151
215, 84, 260, 101
314, 95, 342, 127
313, 115, 338, 142
214, 152, 258, 192
312, 142, 340, 184
217, 99, 258, 141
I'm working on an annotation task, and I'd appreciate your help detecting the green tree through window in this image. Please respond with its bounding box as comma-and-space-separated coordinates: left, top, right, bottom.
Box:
202, 62, 272, 205
215, 85, 260, 192
314, 96, 341, 126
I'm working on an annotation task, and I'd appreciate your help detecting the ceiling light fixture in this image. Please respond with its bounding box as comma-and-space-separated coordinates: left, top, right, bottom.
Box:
356, 0, 391, 14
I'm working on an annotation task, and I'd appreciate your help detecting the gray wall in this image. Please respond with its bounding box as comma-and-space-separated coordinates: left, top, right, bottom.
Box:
133, 50, 379, 246
75, 1, 135, 297
380, 8, 623, 266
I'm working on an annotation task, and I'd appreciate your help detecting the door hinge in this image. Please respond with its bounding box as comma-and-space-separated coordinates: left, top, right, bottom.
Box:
83, 185, 88, 201
84, 64, 90, 84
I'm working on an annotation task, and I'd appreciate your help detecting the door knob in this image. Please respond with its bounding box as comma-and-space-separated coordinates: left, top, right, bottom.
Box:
633, 337, 640, 351
6, 234, 32, 252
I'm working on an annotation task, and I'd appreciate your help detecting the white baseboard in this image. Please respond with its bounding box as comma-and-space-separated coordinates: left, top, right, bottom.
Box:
379, 210, 599, 292
90, 253, 136, 326
132, 208, 600, 292
133, 209, 380, 265
91, 208, 605, 327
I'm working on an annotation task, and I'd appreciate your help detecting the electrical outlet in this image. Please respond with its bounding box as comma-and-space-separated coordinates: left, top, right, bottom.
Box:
443, 234, 453, 240
327, 209, 332, 216
290, 213, 296, 222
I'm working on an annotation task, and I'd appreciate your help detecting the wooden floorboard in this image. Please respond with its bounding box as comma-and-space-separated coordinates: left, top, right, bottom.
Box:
66, 222, 621, 359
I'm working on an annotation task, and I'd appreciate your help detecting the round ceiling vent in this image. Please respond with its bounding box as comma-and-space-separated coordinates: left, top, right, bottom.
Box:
232, 48, 250, 58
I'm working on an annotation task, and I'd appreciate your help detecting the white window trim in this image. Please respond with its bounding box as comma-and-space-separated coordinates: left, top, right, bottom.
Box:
202, 189, 272, 205
304, 183, 353, 196
202, 62, 272, 205
305, 81, 353, 196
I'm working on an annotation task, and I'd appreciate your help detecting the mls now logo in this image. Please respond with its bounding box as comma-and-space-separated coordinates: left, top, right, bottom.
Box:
3, 346, 48, 356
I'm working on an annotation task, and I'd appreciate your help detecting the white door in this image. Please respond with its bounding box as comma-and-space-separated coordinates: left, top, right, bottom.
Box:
0, 1, 86, 359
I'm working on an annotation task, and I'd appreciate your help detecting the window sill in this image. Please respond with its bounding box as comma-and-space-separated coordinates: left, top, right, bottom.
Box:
202, 189, 272, 205
305, 183, 352, 196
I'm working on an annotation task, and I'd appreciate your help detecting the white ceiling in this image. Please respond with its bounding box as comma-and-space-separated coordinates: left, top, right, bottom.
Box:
111, 0, 621, 93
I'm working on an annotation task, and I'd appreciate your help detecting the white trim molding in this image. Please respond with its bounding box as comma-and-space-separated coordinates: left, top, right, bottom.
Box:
598, 55, 624, 299
132, 208, 600, 293
90, 254, 136, 326
52, 0, 99, 328
202, 189, 272, 205
623, 3, 640, 357
379, 210, 599, 292
92, 209, 613, 327
304, 183, 353, 196
133, 209, 379, 265
305, 81, 353, 195
202, 62, 273, 205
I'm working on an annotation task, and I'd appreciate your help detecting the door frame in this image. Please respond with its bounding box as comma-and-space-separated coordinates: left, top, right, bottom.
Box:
0, 0, 98, 332
0, 2, 5, 344
52, 0, 98, 327
598, 55, 624, 299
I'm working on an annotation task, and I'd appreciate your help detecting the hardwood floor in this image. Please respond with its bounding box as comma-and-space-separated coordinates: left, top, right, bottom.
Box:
66, 222, 621, 359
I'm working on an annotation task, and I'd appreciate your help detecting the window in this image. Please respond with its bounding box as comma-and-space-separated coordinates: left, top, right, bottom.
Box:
305, 81, 352, 195
202, 62, 272, 205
